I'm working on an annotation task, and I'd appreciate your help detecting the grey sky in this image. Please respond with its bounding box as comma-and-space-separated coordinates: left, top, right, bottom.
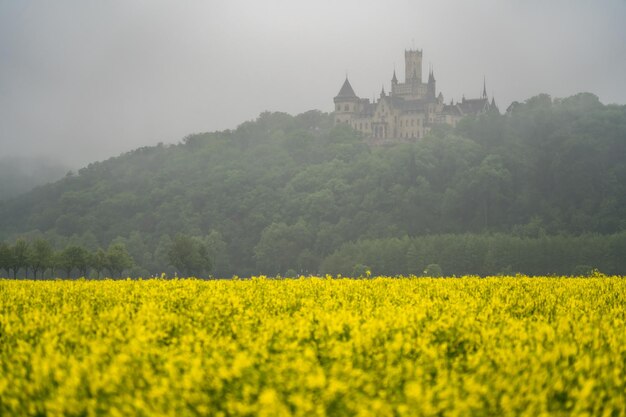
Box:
1, 0, 625, 167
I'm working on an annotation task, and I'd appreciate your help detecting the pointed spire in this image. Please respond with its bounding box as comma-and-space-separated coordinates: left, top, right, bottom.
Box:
335, 77, 357, 99
392, 69, 398, 84
490, 95, 499, 114
482, 76, 487, 99
380, 84, 386, 97
428, 65, 435, 83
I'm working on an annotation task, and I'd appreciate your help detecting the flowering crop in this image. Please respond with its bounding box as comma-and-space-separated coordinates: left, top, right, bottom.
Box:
1, 277, 625, 416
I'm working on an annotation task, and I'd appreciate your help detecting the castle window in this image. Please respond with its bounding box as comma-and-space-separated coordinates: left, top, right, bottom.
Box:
344, 105, 349, 111
336, 105, 340, 111
411, 120, 414, 126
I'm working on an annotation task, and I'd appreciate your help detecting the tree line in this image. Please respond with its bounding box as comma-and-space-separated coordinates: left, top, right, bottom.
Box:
320, 232, 626, 277
0, 239, 133, 279
0, 234, 213, 279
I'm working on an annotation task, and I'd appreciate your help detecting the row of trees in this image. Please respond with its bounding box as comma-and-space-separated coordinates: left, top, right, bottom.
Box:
320, 232, 626, 277
0, 234, 214, 279
0, 239, 133, 279
2, 231, 625, 279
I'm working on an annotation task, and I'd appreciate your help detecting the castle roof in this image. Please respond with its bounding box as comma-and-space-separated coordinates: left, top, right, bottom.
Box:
458, 98, 490, 115
439, 97, 492, 117
335, 77, 358, 99
441, 105, 462, 116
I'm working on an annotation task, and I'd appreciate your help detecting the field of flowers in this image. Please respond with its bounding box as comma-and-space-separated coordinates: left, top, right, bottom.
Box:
1, 276, 625, 416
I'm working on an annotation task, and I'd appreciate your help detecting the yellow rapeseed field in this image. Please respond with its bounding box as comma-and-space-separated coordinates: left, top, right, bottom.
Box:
1, 276, 625, 416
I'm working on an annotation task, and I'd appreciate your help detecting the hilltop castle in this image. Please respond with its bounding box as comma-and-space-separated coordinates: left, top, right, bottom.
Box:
333, 49, 498, 144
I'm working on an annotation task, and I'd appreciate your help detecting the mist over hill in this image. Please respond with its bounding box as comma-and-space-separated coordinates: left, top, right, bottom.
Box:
1, 92, 625, 277
0, 157, 69, 201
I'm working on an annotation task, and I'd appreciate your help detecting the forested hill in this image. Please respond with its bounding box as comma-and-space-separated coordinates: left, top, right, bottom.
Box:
1, 92, 625, 277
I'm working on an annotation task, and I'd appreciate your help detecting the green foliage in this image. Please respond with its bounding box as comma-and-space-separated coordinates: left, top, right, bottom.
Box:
0, 238, 138, 279
351, 264, 371, 278
5, 239, 30, 279
59, 245, 92, 277
106, 243, 134, 278
284, 269, 297, 278
92, 248, 108, 279
254, 221, 312, 275
0, 242, 10, 276
321, 232, 626, 277
167, 234, 212, 278
572, 264, 594, 277
28, 238, 54, 279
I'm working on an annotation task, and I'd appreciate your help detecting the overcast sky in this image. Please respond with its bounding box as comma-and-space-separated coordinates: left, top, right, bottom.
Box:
1, 1, 625, 167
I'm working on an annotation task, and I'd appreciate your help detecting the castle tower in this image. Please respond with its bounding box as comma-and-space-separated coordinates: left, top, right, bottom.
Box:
405, 49, 423, 83
333, 77, 359, 124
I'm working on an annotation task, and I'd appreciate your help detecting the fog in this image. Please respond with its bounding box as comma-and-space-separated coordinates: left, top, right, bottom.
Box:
1, 0, 625, 167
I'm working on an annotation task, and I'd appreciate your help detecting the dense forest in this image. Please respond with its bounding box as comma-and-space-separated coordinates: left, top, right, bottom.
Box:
1, 92, 625, 277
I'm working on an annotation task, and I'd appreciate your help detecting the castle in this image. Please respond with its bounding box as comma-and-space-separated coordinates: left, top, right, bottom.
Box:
333, 49, 498, 144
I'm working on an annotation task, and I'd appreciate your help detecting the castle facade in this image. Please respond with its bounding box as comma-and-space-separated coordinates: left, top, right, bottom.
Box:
333, 49, 498, 144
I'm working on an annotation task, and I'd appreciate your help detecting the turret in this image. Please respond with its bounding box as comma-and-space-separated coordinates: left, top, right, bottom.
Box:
333, 77, 359, 125
390, 70, 398, 96
490, 96, 499, 114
